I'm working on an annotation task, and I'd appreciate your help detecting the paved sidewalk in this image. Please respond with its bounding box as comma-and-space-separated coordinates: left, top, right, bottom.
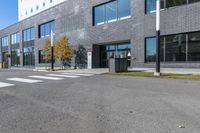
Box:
53, 68, 109, 74
130, 68, 200, 75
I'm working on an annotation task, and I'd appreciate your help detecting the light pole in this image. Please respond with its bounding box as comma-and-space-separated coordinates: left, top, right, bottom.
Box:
51, 30, 54, 71
154, 0, 161, 76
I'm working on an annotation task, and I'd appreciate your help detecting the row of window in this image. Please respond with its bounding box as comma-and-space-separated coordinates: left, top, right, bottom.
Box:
0, 20, 55, 47
94, 0, 131, 25
146, 0, 200, 13
25, 0, 54, 16
145, 32, 200, 62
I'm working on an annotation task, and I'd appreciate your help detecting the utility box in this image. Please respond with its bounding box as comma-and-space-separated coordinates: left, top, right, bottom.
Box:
109, 58, 128, 73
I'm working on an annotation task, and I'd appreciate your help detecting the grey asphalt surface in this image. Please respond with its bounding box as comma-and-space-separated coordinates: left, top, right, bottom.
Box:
0, 69, 200, 133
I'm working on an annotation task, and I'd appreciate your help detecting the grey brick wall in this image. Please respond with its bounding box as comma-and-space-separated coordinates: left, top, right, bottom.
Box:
1, 0, 200, 68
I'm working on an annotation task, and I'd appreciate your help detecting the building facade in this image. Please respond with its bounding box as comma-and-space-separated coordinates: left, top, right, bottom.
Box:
1, 0, 200, 69
18, 0, 67, 21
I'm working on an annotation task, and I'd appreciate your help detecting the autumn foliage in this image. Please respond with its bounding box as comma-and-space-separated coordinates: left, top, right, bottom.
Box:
43, 36, 74, 66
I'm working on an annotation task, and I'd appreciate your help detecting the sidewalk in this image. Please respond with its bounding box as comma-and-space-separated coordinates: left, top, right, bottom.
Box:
129, 68, 200, 75
53, 68, 109, 74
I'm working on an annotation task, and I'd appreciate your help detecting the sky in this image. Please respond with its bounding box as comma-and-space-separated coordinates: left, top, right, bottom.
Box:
0, 0, 18, 30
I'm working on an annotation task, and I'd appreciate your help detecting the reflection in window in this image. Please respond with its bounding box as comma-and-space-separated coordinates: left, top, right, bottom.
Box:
39, 50, 50, 64
145, 0, 165, 13
146, 0, 156, 13
188, 32, 200, 61
11, 49, 20, 67
166, 0, 187, 8
94, 0, 131, 25
165, 34, 186, 62
23, 47, 35, 66
1, 36, 9, 47
145, 37, 164, 62
23, 27, 35, 42
188, 0, 200, 3
118, 0, 131, 19
145, 37, 156, 62
105, 1, 117, 23
39, 20, 55, 38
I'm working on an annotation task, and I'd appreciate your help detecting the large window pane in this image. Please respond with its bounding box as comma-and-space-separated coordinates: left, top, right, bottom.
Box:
31, 28, 35, 40
146, 0, 156, 13
106, 1, 117, 22
1, 36, 9, 47
94, 5, 105, 25
166, 0, 187, 8
39, 21, 55, 38
160, 37, 165, 62
118, 0, 131, 19
11, 49, 20, 67
188, 0, 200, 3
165, 34, 186, 62
146, 0, 165, 13
188, 32, 200, 61
146, 37, 156, 62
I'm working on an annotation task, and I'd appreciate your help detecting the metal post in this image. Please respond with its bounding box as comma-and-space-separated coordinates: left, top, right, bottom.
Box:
51, 30, 54, 71
154, 0, 161, 76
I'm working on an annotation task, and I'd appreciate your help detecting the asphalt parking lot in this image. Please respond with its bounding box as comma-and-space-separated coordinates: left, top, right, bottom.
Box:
0, 69, 200, 133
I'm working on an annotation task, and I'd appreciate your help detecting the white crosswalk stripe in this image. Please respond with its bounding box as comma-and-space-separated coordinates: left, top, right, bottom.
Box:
29, 75, 64, 80
0, 82, 14, 88
7, 78, 43, 83
61, 73, 94, 76
47, 74, 80, 78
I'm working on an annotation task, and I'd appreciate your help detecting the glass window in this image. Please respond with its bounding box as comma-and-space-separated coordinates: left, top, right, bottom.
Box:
188, 0, 200, 3
118, 0, 131, 19
94, 0, 131, 26
188, 32, 200, 61
145, 0, 165, 13
165, 34, 186, 62
146, 0, 156, 13
105, 1, 117, 23
11, 32, 20, 44
1, 36, 9, 47
39, 20, 55, 38
166, 0, 187, 8
94, 5, 105, 25
23, 27, 35, 42
31, 28, 35, 40
23, 47, 35, 66
11, 49, 20, 67
39, 50, 49, 64
146, 37, 156, 62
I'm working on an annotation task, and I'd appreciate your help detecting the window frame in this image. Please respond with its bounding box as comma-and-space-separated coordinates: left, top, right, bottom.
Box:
93, 0, 131, 26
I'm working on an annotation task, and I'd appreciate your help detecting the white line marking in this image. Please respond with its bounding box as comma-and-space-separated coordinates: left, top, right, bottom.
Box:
29, 75, 64, 80
61, 73, 94, 76
47, 74, 80, 78
0, 82, 14, 88
7, 78, 43, 83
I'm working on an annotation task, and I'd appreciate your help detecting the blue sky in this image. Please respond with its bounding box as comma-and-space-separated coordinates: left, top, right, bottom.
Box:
0, 0, 18, 30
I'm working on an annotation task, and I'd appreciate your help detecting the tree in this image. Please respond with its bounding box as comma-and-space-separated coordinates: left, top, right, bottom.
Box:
43, 39, 53, 62
54, 36, 74, 67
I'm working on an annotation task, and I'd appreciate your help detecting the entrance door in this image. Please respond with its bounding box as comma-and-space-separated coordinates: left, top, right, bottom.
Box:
2, 52, 9, 69
23, 47, 35, 66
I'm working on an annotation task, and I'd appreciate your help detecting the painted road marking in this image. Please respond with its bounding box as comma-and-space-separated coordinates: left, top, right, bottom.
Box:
47, 74, 80, 78
29, 75, 64, 80
61, 73, 94, 76
0, 82, 14, 88
7, 78, 43, 83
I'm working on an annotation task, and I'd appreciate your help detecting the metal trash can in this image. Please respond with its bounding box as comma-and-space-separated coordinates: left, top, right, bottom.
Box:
109, 58, 128, 73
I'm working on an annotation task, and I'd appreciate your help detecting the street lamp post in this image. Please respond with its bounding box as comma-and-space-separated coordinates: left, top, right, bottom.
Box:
51, 30, 54, 71
154, 0, 161, 76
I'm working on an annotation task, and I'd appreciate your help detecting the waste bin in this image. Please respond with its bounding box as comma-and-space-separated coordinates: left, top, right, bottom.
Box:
109, 58, 128, 73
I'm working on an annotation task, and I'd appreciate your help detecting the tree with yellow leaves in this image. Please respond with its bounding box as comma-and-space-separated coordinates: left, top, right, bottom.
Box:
54, 36, 74, 67
43, 39, 53, 62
